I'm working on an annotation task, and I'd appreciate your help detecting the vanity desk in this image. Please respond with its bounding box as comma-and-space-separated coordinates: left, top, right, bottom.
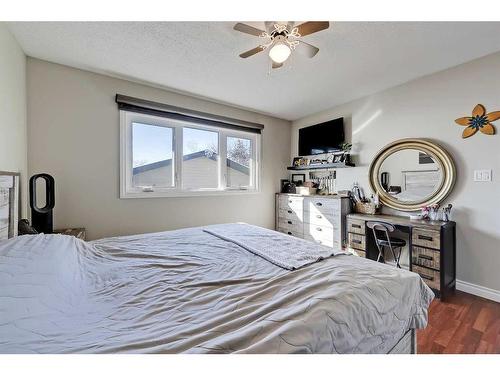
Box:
346, 213, 456, 300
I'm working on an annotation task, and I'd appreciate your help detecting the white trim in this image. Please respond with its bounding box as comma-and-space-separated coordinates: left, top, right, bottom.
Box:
456, 279, 500, 303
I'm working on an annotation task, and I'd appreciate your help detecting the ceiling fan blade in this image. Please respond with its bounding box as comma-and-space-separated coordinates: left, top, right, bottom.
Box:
233, 23, 266, 37
295, 41, 320, 58
239, 46, 265, 58
272, 61, 283, 69
295, 21, 329, 37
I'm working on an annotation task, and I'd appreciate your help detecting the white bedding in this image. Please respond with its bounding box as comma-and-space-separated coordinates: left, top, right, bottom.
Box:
0, 225, 433, 353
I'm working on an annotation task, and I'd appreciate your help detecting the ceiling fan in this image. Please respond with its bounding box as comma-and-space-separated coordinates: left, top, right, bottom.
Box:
233, 21, 330, 68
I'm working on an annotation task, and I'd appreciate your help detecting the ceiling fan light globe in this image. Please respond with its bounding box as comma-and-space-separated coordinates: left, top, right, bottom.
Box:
269, 43, 291, 64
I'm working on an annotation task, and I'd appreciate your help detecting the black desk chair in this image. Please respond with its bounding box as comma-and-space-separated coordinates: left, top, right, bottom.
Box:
366, 221, 406, 268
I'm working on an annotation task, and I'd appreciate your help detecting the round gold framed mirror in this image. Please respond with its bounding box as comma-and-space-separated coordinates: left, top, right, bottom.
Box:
369, 138, 456, 211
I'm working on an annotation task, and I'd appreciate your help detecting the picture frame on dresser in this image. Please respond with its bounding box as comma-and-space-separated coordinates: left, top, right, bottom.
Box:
291, 174, 306, 186
0, 171, 20, 240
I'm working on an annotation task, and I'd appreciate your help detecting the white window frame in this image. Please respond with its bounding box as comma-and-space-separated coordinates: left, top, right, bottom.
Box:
120, 110, 261, 198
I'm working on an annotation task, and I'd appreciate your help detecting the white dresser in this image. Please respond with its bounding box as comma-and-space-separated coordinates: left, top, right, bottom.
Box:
275, 193, 351, 249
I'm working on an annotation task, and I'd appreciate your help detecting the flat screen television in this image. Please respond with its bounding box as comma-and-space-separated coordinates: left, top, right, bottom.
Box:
298, 117, 344, 156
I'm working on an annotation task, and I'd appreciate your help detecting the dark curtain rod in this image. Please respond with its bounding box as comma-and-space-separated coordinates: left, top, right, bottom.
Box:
115, 94, 264, 134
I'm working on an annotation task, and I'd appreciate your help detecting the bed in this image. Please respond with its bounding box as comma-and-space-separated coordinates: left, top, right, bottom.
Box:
0, 223, 433, 354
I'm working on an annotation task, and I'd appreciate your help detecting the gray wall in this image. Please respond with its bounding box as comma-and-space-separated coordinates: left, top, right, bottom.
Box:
0, 25, 27, 217
27, 58, 291, 240
292, 52, 500, 293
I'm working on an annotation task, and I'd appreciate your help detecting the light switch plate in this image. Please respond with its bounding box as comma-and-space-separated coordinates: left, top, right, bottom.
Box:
474, 169, 492, 182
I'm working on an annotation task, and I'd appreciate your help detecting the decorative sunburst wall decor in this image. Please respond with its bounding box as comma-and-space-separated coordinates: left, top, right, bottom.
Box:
455, 104, 498, 138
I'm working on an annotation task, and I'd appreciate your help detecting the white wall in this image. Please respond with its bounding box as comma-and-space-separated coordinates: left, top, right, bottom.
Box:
0, 25, 27, 217
292, 51, 500, 292
27, 58, 291, 240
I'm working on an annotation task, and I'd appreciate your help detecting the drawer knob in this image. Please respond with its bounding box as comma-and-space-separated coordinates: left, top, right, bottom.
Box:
315, 202, 323, 206
287, 231, 292, 235
287, 220, 292, 224
352, 224, 361, 229
352, 239, 362, 244
316, 215, 322, 219
287, 210, 292, 214
316, 227, 322, 231
418, 235, 433, 241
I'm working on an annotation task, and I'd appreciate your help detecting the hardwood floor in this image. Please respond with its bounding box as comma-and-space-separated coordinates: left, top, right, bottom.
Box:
417, 290, 500, 353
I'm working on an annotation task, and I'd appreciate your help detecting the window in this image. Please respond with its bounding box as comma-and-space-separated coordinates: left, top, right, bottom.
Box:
120, 111, 260, 198
132, 122, 174, 188
226, 136, 252, 189
182, 127, 219, 190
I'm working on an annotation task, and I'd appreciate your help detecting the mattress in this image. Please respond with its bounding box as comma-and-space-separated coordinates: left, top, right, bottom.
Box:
0, 225, 433, 353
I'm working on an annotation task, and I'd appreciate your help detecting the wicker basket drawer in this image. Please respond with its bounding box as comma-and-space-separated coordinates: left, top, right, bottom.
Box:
412, 228, 440, 250
348, 233, 366, 250
347, 218, 365, 235
413, 265, 440, 290
412, 246, 440, 270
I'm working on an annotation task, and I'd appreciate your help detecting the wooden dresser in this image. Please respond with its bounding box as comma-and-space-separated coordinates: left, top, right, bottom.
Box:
346, 213, 456, 300
275, 193, 351, 248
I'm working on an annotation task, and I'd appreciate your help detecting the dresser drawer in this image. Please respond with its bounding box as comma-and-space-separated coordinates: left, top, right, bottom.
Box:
279, 195, 303, 210
412, 246, 440, 271
278, 208, 304, 222
413, 265, 440, 290
304, 223, 333, 238
347, 218, 365, 235
278, 196, 303, 220
278, 218, 303, 234
304, 197, 339, 215
304, 210, 338, 229
277, 227, 304, 238
304, 197, 340, 212
412, 228, 440, 250
348, 233, 366, 250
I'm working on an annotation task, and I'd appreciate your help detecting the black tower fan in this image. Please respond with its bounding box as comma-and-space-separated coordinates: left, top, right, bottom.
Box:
29, 174, 55, 234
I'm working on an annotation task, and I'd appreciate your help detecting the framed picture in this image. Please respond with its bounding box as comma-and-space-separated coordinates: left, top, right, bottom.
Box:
280, 179, 290, 193
0, 171, 20, 240
291, 174, 306, 186
333, 154, 343, 163
292, 157, 304, 167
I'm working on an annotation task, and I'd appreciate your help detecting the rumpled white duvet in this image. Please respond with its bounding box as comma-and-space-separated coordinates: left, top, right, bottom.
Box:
0, 224, 433, 353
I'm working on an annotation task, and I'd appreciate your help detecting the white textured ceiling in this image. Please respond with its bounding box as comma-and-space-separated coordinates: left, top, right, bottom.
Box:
7, 22, 500, 120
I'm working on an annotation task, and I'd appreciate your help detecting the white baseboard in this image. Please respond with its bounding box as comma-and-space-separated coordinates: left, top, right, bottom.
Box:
456, 280, 500, 303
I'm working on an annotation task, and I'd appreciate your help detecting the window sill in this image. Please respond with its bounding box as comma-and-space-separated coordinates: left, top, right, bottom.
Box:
120, 189, 261, 199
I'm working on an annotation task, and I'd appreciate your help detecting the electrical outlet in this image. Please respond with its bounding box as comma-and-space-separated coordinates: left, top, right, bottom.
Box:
473, 169, 492, 182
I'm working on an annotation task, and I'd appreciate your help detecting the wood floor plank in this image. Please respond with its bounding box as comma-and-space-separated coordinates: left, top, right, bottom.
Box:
473, 307, 493, 332
417, 291, 500, 354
